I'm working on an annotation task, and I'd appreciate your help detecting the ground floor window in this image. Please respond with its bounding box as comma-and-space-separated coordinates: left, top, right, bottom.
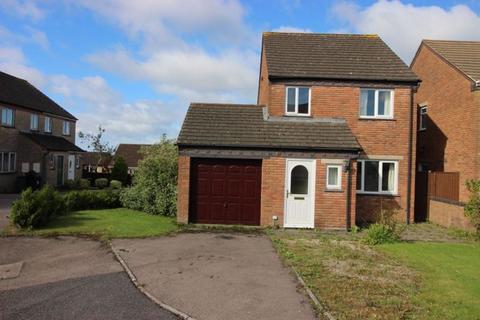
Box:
356, 160, 398, 194
326, 165, 342, 190
0, 152, 16, 173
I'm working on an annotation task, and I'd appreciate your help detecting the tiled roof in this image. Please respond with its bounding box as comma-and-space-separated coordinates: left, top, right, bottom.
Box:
21, 132, 84, 152
0, 71, 76, 120
115, 144, 150, 168
423, 40, 480, 82
177, 103, 361, 152
81, 152, 112, 167
263, 32, 419, 83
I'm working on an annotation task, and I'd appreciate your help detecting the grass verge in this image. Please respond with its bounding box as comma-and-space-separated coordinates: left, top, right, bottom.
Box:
3, 208, 179, 239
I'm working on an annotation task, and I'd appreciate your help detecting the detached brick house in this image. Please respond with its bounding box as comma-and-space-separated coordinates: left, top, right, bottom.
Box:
114, 143, 150, 174
0, 71, 83, 193
177, 33, 419, 229
411, 40, 480, 228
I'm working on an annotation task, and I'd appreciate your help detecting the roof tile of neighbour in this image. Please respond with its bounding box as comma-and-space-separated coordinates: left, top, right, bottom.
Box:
115, 144, 150, 168
262, 32, 419, 83
177, 103, 361, 151
0, 71, 76, 120
81, 152, 112, 167
422, 40, 480, 82
21, 132, 84, 152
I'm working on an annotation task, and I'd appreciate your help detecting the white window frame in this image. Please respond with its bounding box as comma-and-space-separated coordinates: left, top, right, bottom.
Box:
285, 86, 311, 116
419, 106, 427, 131
1, 107, 14, 126
356, 160, 398, 195
359, 89, 394, 119
62, 121, 70, 135
44, 116, 52, 133
326, 165, 342, 190
0, 152, 16, 173
30, 113, 39, 131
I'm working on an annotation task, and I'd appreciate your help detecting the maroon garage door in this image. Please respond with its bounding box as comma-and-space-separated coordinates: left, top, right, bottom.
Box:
190, 158, 262, 225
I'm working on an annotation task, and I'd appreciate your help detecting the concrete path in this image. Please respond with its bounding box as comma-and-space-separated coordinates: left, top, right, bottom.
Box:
113, 233, 316, 320
0, 194, 18, 230
0, 237, 176, 319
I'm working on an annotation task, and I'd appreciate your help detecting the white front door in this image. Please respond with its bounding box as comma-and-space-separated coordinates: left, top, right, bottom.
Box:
284, 159, 316, 228
67, 155, 75, 180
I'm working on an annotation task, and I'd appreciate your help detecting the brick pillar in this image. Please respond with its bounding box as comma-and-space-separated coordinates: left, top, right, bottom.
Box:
177, 155, 190, 224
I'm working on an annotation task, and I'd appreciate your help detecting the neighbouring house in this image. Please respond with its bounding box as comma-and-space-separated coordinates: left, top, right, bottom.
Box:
81, 151, 112, 173
411, 39, 480, 230
176, 32, 419, 229
114, 144, 150, 174
0, 71, 83, 192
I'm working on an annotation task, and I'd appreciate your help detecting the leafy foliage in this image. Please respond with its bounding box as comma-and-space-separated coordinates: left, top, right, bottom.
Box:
64, 189, 121, 211
110, 180, 122, 189
111, 156, 128, 185
121, 135, 177, 215
464, 180, 480, 237
362, 208, 404, 245
78, 126, 115, 169
10, 186, 66, 229
95, 178, 109, 189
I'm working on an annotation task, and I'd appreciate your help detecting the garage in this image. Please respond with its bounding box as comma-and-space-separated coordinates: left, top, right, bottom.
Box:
189, 158, 262, 225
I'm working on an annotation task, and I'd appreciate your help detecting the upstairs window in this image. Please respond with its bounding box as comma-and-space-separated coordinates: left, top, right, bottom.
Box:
360, 89, 393, 119
286, 87, 310, 116
44, 116, 52, 133
1, 107, 14, 126
62, 121, 70, 135
0, 152, 16, 173
419, 106, 427, 131
30, 114, 39, 131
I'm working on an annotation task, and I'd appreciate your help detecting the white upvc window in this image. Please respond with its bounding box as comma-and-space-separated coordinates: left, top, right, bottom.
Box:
1, 107, 14, 126
0, 152, 16, 173
326, 165, 342, 190
44, 116, 52, 133
62, 121, 70, 135
30, 114, 39, 130
285, 86, 311, 116
359, 89, 394, 119
419, 106, 427, 131
356, 160, 398, 195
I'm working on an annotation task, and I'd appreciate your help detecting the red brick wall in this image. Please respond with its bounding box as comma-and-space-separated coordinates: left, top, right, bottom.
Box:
260, 157, 285, 226
412, 44, 478, 202
261, 82, 415, 223
257, 47, 270, 106
429, 199, 474, 231
177, 155, 190, 224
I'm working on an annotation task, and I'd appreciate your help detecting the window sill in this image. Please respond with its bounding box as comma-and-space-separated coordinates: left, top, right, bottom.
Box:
1, 124, 15, 128
0, 171, 17, 174
358, 117, 395, 121
325, 189, 343, 193
284, 114, 311, 118
356, 191, 399, 197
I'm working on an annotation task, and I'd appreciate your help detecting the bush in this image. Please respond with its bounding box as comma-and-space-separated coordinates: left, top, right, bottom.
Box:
64, 179, 77, 190
10, 186, 66, 229
362, 208, 404, 245
121, 136, 177, 215
95, 178, 109, 189
79, 178, 91, 189
464, 180, 480, 238
64, 189, 121, 212
111, 156, 128, 185
110, 180, 122, 189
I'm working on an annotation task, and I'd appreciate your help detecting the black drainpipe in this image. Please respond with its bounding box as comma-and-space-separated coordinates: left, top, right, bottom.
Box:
346, 158, 352, 230
406, 87, 415, 225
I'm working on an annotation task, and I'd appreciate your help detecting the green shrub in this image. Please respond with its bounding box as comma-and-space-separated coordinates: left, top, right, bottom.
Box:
362, 208, 404, 245
464, 180, 480, 238
10, 186, 66, 229
95, 178, 109, 189
121, 136, 177, 215
111, 156, 128, 185
79, 178, 91, 189
64, 179, 77, 190
110, 180, 122, 189
64, 189, 121, 211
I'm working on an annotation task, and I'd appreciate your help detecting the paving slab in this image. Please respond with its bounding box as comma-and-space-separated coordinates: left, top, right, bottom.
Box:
0, 236, 122, 291
113, 233, 316, 320
0, 261, 23, 280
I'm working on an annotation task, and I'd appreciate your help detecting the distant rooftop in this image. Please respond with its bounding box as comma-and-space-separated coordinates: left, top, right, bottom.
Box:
262, 32, 419, 83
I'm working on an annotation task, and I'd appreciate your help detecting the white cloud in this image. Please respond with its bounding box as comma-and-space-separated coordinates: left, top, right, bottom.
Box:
25, 27, 49, 50
0, 46, 46, 86
272, 26, 312, 33
0, 0, 46, 21
332, 0, 480, 63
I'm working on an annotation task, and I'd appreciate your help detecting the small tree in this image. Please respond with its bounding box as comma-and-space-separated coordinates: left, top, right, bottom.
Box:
464, 180, 480, 237
111, 156, 129, 185
78, 126, 115, 170
120, 135, 177, 215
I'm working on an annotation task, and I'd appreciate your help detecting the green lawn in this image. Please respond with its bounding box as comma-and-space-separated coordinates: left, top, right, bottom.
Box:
10, 208, 179, 239
381, 242, 480, 320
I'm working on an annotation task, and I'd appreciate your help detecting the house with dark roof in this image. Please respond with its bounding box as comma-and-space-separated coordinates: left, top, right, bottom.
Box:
411, 39, 480, 229
0, 71, 83, 192
114, 144, 150, 174
177, 32, 419, 229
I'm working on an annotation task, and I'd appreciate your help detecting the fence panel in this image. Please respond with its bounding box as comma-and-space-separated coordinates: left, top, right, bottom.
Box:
428, 171, 459, 202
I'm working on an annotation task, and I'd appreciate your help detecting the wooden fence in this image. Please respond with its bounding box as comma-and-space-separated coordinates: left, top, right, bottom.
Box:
428, 171, 459, 202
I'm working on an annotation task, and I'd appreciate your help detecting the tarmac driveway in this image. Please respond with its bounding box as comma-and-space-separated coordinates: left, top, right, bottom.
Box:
113, 232, 316, 320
